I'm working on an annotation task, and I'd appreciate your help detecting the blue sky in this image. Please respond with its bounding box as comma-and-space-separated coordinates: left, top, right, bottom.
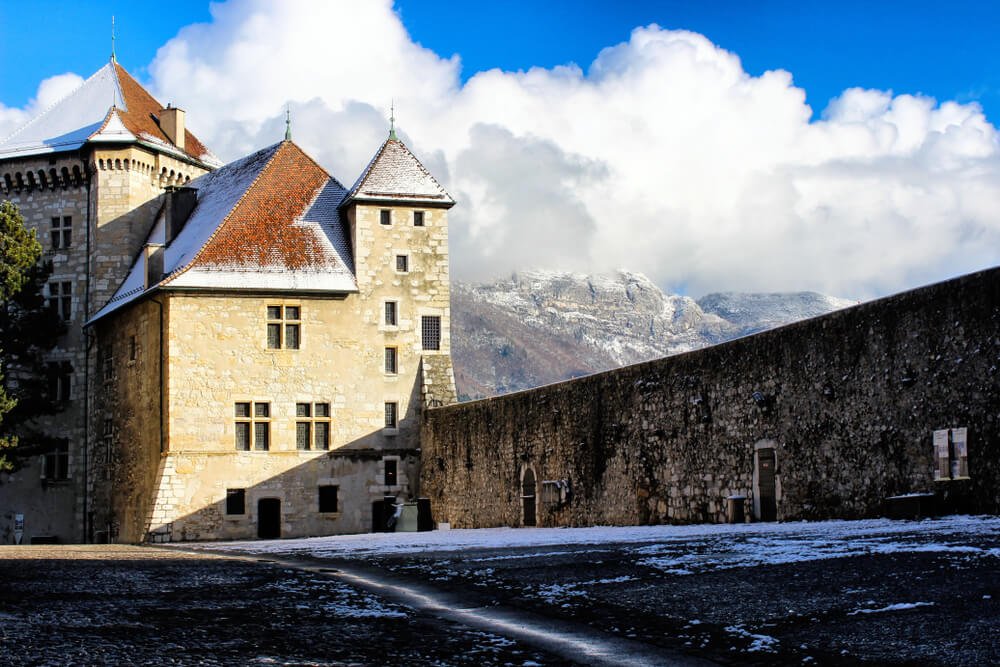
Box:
2, 1, 998, 298
3, 0, 998, 121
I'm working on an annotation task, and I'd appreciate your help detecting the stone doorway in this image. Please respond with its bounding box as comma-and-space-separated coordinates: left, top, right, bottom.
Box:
257, 498, 281, 539
521, 467, 537, 527
755, 447, 777, 522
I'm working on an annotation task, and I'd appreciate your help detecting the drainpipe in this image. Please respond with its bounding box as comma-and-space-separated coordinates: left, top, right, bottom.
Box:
150, 296, 165, 453
81, 153, 92, 543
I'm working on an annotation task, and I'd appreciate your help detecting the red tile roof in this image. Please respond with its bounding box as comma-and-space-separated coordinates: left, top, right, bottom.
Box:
185, 141, 339, 271
113, 63, 213, 165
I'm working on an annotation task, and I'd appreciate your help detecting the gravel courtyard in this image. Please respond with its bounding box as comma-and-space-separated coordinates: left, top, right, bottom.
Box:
1, 516, 997, 665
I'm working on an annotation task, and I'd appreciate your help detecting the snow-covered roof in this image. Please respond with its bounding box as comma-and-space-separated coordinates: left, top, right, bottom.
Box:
0, 60, 220, 167
345, 136, 454, 207
90, 141, 356, 323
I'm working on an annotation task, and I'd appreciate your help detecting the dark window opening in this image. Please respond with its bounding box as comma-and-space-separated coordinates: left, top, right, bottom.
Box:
267, 305, 300, 349
48, 281, 72, 320
226, 488, 246, 515
395, 254, 409, 272
47, 362, 72, 402
50, 216, 71, 249
384, 459, 398, 486
384, 301, 398, 326
413, 211, 424, 227
384, 347, 397, 374
43, 441, 69, 480
384, 402, 398, 429
380, 209, 391, 225
318, 485, 339, 513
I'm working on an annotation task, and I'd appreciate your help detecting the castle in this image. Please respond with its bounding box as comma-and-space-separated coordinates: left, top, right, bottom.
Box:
0, 58, 456, 544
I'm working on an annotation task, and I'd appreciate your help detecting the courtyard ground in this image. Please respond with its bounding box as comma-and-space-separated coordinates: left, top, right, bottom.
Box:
0, 515, 997, 665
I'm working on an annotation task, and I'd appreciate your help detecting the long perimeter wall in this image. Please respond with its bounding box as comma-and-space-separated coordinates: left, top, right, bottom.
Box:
421, 267, 1000, 527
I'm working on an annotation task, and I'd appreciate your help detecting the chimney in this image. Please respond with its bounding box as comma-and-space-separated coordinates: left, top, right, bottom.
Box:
159, 104, 186, 150
144, 243, 164, 290
163, 186, 198, 243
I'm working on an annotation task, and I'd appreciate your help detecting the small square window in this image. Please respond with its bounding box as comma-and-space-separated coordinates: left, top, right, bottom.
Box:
413, 211, 424, 227
395, 255, 409, 273
285, 306, 300, 320
235, 402, 251, 418
254, 403, 270, 418
380, 209, 391, 225
267, 306, 282, 320
226, 489, 246, 515
296, 402, 311, 417
384, 459, 398, 486
314, 403, 330, 418
318, 485, 338, 513
384, 347, 397, 374
384, 402, 398, 429
384, 301, 398, 326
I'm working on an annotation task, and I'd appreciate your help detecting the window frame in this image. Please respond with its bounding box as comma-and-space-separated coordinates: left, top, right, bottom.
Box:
380, 209, 392, 226
413, 210, 425, 227
266, 305, 301, 350
384, 300, 398, 327
296, 402, 332, 451
384, 347, 398, 375
384, 401, 398, 430
235, 401, 270, 451
50, 216, 71, 250
421, 315, 441, 351
395, 254, 409, 273
42, 441, 69, 481
47, 281, 72, 320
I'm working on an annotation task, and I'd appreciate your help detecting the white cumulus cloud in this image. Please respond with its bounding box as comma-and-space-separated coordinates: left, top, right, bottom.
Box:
6, 0, 1000, 300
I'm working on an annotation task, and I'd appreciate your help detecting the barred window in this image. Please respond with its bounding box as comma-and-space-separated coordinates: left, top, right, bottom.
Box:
395, 254, 409, 273
384, 347, 397, 374
384, 402, 398, 429
235, 401, 270, 451
421, 315, 441, 351
50, 216, 72, 249
413, 211, 425, 227
380, 209, 391, 225
267, 305, 300, 350
101, 343, 114, 382
384, 301, 398, 326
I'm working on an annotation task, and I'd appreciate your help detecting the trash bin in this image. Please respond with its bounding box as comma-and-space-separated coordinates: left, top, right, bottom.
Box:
726, 495, 746, 524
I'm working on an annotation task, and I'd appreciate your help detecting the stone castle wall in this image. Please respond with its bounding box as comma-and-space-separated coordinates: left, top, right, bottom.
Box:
421, 268, 1000, 528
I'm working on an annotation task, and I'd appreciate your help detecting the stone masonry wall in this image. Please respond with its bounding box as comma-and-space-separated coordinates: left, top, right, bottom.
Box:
422, 268, 1000, 528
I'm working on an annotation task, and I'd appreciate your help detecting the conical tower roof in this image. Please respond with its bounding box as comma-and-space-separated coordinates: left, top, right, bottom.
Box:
345, 136, 454, 208
0, 60, 220, 167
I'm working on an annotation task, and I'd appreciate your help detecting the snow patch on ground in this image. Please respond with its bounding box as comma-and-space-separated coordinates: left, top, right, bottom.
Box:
848, 601, 936, 615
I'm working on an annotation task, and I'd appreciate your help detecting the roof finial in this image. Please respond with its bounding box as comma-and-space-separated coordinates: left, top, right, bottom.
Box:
284, 106, 292, 141
389, 99, 398, 141
111, 16, 117, 63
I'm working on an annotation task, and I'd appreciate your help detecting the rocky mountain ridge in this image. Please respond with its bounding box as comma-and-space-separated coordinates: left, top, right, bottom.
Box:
451, 270, 855, 400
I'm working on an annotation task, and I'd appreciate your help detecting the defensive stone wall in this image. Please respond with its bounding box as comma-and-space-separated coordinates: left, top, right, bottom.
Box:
422, 267, 1000, 528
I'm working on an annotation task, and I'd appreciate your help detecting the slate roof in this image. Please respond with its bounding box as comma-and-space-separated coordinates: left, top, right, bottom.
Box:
90, 140, 356, 323
0, 60, 220, 167
345, 137, 454, 207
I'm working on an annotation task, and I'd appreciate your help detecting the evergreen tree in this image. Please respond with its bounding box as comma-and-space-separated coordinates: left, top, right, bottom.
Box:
0, 201, 64, 472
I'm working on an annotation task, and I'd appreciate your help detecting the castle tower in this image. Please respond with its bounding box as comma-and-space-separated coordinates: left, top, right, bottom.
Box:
0, 59, 218, 544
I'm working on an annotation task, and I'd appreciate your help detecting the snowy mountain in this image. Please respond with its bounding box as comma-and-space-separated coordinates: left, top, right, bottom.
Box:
451, 270, 855, 400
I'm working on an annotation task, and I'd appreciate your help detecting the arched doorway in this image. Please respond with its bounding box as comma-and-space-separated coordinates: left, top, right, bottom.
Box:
521, 468, 537, 527
258, 498, 281, 539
